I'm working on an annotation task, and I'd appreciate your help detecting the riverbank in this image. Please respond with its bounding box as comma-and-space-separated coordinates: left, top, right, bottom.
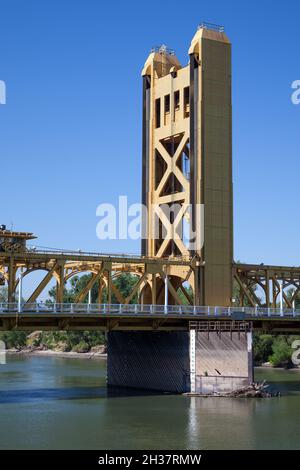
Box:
7, 348, 107, 360
256, 363, 300, 370
6, 351, 300, 367
257, 360, 300, 369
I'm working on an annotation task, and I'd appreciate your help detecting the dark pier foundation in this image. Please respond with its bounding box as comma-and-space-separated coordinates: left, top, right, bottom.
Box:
107, 331, 191, 393
107, 322, 253, 395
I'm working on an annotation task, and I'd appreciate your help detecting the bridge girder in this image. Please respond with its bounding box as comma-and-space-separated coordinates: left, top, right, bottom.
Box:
1, 252, 300, 309
0, 251, 198, 306
234, 264, 300, 308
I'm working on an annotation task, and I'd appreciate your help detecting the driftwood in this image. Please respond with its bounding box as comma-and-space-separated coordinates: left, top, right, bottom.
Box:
220, 381, 280, 398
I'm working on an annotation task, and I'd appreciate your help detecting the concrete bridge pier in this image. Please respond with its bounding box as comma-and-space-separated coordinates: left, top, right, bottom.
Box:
107, 322, 253, 395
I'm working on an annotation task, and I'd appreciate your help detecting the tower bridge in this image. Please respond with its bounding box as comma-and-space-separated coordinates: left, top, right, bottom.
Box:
1, 246, 300, 311
1, 23, 300, 394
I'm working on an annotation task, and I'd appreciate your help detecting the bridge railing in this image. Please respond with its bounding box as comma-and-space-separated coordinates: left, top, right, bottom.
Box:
26, 248, 190, 263
0, 303, 300, 317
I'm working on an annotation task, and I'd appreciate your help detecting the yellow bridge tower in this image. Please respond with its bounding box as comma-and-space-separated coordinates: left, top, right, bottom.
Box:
141, 23, 233, 306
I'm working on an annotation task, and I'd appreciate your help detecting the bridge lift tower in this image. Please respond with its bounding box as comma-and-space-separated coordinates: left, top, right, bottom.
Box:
141, 23, 233, 307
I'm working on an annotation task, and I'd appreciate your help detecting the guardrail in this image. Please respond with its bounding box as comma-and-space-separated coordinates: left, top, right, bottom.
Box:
198, 22, 225, 33
0, 303, 300, 318
24, 248, 190, 262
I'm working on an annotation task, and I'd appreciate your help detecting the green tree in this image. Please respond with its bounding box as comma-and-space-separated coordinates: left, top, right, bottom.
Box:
38, 330, 106, 352
0, 331, 27, 349
269, 336, 293, 367
113, 273, 139, 303
0, 287, 7, 302
48, 272, 139, 304
253, 334, 273, 363
286, 288, 300, 309
177, 284, 194, 305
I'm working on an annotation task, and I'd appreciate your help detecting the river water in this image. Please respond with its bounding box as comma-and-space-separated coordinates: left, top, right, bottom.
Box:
0, 355, 299, 450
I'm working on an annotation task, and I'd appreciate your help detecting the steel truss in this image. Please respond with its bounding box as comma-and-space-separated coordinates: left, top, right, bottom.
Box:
234, 264, 300, 308
0, 251, 198, 306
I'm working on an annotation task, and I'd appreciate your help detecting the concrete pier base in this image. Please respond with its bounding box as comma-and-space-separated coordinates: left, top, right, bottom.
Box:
191, 329, 253, 395
107, 331, 190, 393
107, 325, 253, 395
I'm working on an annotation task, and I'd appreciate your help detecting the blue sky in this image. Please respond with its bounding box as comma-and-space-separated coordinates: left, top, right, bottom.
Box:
0, 0, 300, 269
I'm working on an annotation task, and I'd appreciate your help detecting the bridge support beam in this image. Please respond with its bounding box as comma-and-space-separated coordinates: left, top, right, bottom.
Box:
107, 323, 253, 395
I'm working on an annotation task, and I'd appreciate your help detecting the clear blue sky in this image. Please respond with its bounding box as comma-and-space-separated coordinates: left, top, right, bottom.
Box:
1, 0, 299, 268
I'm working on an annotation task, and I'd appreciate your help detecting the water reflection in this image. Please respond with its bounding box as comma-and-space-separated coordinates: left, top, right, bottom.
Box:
0, 356, 299, 449
187, 395, 256, 450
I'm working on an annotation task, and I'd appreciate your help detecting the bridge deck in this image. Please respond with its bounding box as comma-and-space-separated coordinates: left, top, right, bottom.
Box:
1, 304, 300, 332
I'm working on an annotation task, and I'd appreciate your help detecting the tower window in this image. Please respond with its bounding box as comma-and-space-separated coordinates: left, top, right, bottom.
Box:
174, 90, 180, 110
184, 87, 190, 118
164, 94, 170, 114
155, 98, 161, 128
